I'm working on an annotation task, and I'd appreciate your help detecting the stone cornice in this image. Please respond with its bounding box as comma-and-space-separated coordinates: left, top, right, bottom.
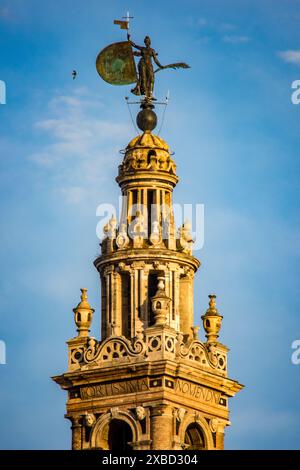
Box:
94, 248, 200, 273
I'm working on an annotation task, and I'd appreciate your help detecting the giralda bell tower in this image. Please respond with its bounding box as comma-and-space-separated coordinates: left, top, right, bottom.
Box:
53, 25, 243, 451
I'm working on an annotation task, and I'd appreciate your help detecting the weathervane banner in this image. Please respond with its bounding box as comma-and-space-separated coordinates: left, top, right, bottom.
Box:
113, 19, 129, 30
96, 41, 137, 86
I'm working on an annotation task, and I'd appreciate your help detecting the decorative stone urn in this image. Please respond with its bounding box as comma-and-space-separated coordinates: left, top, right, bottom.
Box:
73, 288, 95, 337
201, 294, 223, 343
151, 277, 171, 326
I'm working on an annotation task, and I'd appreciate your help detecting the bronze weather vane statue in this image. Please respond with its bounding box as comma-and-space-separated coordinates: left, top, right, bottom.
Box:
127, 32, 189, 101
96, 13, 190, 104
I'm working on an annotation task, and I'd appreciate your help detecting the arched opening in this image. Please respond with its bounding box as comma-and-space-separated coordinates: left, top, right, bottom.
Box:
147, 149, 156, 165
184, 423, 206, 450
147, 189, 155, 236
121, 272, 131, 336
108, 419, 133, 451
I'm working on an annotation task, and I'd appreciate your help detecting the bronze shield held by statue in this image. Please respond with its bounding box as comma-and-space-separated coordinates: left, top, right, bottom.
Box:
96, 41, 137, 86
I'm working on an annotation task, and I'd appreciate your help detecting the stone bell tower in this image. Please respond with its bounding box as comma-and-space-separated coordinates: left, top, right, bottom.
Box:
52, 103, 243, 451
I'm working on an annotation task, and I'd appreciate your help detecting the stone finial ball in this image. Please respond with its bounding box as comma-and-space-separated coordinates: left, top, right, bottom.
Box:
136, 107, 157, 132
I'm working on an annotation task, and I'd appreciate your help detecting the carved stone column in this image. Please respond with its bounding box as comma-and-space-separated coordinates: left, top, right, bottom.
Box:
164, 268, 172, 326
140, 267, 149, 326
131, 262, 146, 337
71, 415, 82, 450
173, 268, 180, 330
127, 190, 133, 224
105, 271, 111, 336
130, 269, 135, 338
112, 271, 122, 336
150, 405, 173, 450
167, 192, 176, 250
215, 420, 226, 450
179, 269, 194, 337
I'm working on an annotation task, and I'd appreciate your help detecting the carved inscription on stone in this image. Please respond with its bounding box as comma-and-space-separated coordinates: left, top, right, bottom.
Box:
80, 378, 149, 399
175, 379, 221, 405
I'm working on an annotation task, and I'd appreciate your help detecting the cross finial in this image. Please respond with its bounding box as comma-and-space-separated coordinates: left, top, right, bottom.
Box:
122, 11, 134, 30
113, 12, 133, 31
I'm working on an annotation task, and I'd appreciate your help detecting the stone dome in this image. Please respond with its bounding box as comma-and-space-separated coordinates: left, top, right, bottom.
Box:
126, 131, 169, 152
116, 131, 177, 184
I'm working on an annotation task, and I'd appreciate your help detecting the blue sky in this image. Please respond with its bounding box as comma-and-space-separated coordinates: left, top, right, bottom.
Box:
0, 0, 300, 449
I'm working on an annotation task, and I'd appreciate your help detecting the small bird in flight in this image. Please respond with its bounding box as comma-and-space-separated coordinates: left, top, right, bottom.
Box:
72, 70, 77, 80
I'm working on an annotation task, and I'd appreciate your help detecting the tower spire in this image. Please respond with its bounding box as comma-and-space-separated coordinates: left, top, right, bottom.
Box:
53, 21, 243, 452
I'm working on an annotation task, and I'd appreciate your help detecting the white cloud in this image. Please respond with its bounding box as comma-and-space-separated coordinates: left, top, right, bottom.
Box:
278, 50, 300, 65
29, 88, 131, 204
193, 18, 249, 44
196, 18, 237, 31
222, 35, 250, 44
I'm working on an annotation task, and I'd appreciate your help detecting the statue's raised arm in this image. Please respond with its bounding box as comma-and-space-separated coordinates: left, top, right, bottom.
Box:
127, 32, 143, 51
